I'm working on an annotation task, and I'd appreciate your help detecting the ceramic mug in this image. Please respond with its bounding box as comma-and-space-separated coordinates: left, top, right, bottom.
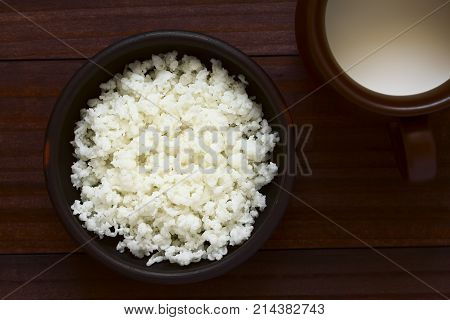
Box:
295, 0, 450, 181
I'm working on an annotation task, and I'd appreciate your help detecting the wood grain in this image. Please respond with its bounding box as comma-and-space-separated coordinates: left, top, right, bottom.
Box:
1, 0, 450, 300
1, 57, 450, 254
0, 0, 297, 60
1, 248, 449, 299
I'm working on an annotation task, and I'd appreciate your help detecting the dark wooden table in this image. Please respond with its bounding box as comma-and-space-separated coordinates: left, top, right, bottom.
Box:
1, 0, 449, 299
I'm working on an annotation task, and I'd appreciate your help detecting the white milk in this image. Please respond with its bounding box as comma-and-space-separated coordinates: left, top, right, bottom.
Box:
325, 0, 450, 96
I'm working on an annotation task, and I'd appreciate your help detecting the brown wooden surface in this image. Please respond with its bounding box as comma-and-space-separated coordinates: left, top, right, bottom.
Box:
0, 0, 449, 299
0, 0, 297, 59
1, 248, 450, 299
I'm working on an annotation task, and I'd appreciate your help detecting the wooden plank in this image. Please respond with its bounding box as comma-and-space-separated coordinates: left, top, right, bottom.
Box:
1, 248, 449, 299
0, 0, 297, 60
1, 57, 450, 254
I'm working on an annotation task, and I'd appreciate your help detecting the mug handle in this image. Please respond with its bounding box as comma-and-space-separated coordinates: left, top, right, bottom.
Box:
390, 116, 436, 181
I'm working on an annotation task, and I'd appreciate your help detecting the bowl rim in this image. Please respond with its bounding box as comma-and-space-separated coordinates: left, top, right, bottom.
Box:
44, 30, 295, 283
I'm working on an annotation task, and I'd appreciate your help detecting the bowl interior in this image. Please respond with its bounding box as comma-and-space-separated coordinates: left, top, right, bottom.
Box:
47, 32, 293, 282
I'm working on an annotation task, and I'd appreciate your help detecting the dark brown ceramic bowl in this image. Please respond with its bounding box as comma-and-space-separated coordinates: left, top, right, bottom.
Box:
44, 31, 295, 284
